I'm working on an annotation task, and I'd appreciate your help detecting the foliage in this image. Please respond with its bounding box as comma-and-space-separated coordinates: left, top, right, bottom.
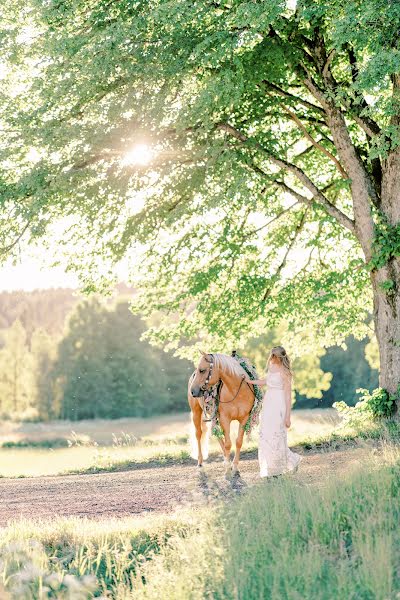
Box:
369, 214, 400, 271
334, 385, 399, 427
0, 289, 77, 341
30, 328, 59, 420
0, 299, 193, 421
2, 0, 400, 359
365, 335, 380, 370
243, 326, 332, 402
53, 299, 193, 420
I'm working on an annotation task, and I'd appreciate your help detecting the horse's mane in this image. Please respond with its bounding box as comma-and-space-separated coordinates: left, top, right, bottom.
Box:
213, 353, 246, 378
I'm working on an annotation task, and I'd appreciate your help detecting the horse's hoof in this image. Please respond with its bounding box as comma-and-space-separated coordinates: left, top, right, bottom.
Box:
232, 468, 240, 477
197, 463, 203, 468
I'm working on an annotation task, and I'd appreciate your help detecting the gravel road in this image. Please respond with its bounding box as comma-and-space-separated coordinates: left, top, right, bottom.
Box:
0, 446, 369, 525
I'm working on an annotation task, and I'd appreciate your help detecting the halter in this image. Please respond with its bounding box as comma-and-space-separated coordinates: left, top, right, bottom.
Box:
201, 353, 214, 391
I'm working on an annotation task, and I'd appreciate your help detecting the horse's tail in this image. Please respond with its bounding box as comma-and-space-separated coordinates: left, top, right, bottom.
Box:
189, 415, 211, 460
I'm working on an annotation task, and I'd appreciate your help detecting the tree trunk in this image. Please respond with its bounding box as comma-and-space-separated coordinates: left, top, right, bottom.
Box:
371, 146, 400, 396
371, 264, 400, 395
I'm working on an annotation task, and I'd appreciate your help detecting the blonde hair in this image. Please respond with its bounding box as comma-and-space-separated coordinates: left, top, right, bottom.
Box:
268, 346, 293, 380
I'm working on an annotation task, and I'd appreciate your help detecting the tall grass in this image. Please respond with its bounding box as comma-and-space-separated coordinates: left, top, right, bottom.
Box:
1, 444, 399, 599
129, 446, 400, 600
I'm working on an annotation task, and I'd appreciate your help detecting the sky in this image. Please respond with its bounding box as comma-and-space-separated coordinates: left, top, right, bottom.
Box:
0, 252, 79, 292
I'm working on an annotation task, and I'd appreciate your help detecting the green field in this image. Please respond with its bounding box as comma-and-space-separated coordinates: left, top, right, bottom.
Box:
0, 410, 339, 477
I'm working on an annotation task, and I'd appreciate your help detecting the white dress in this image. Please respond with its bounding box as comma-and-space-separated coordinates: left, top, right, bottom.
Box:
258, 365, 301, 478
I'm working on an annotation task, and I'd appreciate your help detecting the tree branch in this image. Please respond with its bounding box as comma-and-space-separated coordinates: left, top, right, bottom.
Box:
260, 81, 326, 115
272, 180, 313, 205
242, 201, 299, 240
262, 210, 307, 302
322, 50, 336, 79
217, 122, 356, 234
0, 219, 31, 255
279, 104, 348, 178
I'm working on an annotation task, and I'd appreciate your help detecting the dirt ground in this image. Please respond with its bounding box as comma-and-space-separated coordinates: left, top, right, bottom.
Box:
0, 445, 371, 526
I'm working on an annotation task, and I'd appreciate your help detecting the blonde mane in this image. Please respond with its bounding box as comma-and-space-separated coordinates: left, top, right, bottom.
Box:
213, 353, 246, 378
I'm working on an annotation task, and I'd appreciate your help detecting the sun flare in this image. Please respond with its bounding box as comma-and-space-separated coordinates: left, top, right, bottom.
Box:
122, 143, 153, 166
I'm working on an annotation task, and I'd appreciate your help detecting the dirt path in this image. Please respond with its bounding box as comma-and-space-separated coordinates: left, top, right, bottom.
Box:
0, 446, 371, 525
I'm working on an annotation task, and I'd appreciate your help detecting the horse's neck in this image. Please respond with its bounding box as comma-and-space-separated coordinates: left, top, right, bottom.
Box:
219, 369, 241, 391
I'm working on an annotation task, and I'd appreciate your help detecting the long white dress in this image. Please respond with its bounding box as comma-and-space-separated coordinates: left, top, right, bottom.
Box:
258, 365, 302, 478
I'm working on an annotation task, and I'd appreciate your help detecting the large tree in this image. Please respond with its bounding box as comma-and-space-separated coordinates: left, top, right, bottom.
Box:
1, 1, 400, 393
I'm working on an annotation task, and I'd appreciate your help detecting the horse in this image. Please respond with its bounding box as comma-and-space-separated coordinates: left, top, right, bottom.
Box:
188, 352, 256, 475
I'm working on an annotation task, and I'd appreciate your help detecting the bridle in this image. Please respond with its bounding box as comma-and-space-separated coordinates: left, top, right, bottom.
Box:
199, 353, 251, 403
201, 353, 215, 392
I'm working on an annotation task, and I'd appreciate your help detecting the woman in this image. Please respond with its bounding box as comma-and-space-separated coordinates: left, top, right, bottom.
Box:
246, 346, 302, 478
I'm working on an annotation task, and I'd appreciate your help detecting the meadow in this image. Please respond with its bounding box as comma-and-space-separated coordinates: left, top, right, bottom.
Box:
0, 410, 339, 478
0, 431, 399, 599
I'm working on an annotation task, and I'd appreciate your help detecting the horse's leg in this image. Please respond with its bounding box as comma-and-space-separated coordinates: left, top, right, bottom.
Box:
191, 403, 204, 467
232, 421, 246, 475
220, 416, 232, 474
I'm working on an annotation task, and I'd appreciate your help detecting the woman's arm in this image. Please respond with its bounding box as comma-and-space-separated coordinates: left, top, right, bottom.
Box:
244, 377, 266, 386
283, 375, 292, 428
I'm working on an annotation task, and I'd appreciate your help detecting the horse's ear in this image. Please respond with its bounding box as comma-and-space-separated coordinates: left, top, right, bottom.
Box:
199, 349, 207, 356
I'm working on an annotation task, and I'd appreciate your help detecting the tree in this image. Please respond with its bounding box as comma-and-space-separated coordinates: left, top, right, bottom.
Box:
53, 299, 186, 420
2, 2, 400, 395
0, 320, 33, 418
30, 328, 58, 420
318, 335, 379, 408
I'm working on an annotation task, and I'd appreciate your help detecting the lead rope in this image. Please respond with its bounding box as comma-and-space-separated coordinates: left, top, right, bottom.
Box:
218, 376, 246, 403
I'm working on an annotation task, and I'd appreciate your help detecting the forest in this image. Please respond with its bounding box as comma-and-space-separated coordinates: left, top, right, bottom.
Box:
0, 288, 378, 421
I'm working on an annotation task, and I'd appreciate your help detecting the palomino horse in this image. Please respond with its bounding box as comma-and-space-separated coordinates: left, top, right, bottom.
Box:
188, 352, 255, 474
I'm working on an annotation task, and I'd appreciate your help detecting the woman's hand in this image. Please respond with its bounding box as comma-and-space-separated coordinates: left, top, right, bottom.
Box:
285, 416, 291, 429
244, 376, 267, 386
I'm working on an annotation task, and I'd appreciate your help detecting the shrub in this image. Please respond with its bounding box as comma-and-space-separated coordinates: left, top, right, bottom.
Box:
334, 385, 399, 427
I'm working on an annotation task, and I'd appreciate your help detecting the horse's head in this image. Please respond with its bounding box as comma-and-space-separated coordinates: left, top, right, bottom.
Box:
191, 352, 219, 397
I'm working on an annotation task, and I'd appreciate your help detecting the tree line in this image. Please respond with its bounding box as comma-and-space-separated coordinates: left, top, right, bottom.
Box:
0, 298, 193, 421
0, 289, 378, 421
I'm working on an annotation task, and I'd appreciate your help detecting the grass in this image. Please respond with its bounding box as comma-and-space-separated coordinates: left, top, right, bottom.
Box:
0, 409, 339, 478
1, 437, 399, 599
1, 439, 70, 449
130, 447, 400, 600
0, 409, 395, 479
0, 413, 191, 446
